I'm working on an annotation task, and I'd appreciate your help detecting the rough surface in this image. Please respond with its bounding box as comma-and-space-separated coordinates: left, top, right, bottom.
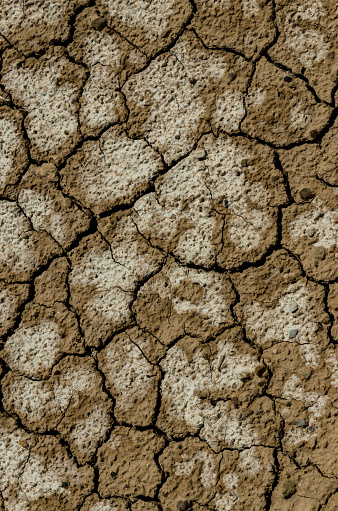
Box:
0, 1, 338, 510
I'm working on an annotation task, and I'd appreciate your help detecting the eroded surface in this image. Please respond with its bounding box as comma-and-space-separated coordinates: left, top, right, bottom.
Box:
0, 1, 338, 510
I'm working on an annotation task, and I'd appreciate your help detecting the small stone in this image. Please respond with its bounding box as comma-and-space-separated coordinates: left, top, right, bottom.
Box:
308, 425, 316, 432
284, 76, 292, 82
91, 17, 107, 30
223, 198, 228, 208
196, 149, 207, 160
302, 368, 312, 380
189, 77, 197, 85
307, 227, 315, 237
255, 364, 267, 378
299, 188, 315, 200
296, 418, 308, 428
328, 51, 335, 60
228, 72, 237, 82
310, 129, 318, 139
314, 247, 326, 260
288, 301, 298, 313
61, 482, 67, 488
314, 212, 324, 221
177, 501, 191, 511
241, 159, 249, 167
289, 329, 298, 338
271, 175, 280, 183
282, 481, 297, 499
111, 471, 116, 477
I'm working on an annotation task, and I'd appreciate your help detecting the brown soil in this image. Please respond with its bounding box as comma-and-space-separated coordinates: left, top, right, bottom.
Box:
0, 1, 337, 510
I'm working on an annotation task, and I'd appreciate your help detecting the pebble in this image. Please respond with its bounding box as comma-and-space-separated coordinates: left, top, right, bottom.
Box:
310, 129, 318, 139
302, 368, 312, 380
284, 76, 292, 82
111, 471, 116, 477
299, 188, 315, 200
282, 481, 296, 499
241, 159, 249, 167
189, 77, 197, 85
91, 17, 107, 30
308, 425, 316, 432
288, 301, 298, 313
177, 501, 191, 511
314, 212, 324, 221
289, 329, 298, 338
228, 72, 237, 82
307, 227, 315, 237
271, 175, 280, 183
296, 418, 308, 428
61, 482, 67, 488
223, 198, 228, 208
196, 149, 207, 160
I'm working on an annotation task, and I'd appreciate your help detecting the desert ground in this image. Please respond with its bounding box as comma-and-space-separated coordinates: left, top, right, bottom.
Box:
0, 0, 337, 509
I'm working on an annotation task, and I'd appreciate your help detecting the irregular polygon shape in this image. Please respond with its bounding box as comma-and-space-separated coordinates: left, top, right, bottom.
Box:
0, 200, 59, 281
158, 438, 222, 509
191, 0, 276, 59
157, 329, 275, 451
269, 0, 337, 102
97, 427, 165, 498
0, 417, 94, 510
2, 356, 112, 463
241, 57, 332, 145
133, 134, 287, 269
233, 251, 331, 359
17, 165, 91, 249
98, 331, 160, 426
124, 32, 251, 164
68, 8, 148, 79
2, 48, 86, 164
69, 218, 163, 347
133, 259, 235, 345
2, 301, 84, 379
0, 0, 88, 53
34, 257, 70, 307
61, 126, 163, 215
96, 0, 193, 57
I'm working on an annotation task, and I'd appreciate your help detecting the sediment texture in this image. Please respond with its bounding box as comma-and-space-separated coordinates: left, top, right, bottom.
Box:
0, 0, 337, 509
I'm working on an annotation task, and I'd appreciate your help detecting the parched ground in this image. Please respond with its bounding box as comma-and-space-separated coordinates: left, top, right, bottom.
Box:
0, 0, 337, 510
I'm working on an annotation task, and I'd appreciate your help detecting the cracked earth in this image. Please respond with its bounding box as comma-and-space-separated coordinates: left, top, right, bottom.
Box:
0, 0, 337, 510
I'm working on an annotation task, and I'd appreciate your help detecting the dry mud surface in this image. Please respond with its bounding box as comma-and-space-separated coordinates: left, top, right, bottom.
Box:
0, 0, 337, 510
